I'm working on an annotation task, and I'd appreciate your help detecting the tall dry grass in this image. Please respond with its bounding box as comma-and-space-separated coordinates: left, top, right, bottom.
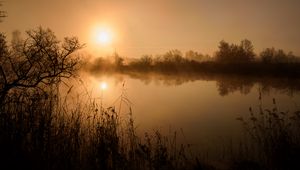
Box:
236, 93, 300, 170
0, 85, 209, 170
1, 82, 300, 170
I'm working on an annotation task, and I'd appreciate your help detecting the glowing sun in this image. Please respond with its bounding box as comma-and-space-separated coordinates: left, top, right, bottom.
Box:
100, 82, 108, 90
96, 31, 111, 44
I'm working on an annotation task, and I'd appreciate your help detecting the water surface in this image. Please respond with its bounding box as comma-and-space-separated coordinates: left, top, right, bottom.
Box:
71, 72, 300, 155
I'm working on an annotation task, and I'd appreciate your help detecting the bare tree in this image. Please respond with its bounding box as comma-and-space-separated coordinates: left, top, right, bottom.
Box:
0, 27, 83, 100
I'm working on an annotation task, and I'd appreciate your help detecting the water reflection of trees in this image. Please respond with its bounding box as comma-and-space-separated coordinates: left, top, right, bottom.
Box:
216, 76, 254, 96
91, 72, 300, 96
215, 75, 300, 96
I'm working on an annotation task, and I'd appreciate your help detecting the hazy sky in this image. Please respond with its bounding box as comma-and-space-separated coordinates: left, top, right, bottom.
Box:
1, 0, 300, 57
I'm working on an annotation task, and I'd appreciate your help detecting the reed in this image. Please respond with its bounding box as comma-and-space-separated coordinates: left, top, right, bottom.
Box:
1, 82, 299, 170
236, 94, 300, 170
0, 86, 208, 170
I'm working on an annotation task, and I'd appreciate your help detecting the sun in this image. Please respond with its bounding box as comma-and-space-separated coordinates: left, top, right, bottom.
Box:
92, 27, 113, 46
90, 24, 118, 53
100, 82, 108, 90
96, 31, 111, 45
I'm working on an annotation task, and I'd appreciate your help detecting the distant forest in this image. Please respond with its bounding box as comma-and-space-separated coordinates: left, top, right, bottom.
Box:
86, 39, 300, 77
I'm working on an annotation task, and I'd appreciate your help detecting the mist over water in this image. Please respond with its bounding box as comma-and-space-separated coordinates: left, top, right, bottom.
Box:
76, 71, 300, 156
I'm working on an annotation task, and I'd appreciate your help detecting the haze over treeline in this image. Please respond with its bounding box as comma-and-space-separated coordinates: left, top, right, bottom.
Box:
86, 39, 300, 77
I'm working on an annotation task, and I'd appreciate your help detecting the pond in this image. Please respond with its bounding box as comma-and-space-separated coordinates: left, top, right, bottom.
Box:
69, 72, 300, 157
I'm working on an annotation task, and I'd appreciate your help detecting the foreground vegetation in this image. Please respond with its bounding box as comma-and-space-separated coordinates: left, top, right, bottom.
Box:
0, 88, 206, 170
235, 96, 300, 170
1, 84, 300, 170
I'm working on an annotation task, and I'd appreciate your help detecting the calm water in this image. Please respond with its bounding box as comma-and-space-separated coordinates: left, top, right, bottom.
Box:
70, 72, 300, 154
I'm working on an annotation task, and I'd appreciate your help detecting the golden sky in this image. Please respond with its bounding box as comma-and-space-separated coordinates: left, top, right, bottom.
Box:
1, 0, 300, 57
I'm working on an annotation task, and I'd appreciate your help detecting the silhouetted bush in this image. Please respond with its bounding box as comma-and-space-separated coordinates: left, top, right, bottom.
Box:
185, 50, 212, 63
215, 39, 255, 63
260, 47, 299, 64
113, 53, 124, 70
128, 55, 153, 71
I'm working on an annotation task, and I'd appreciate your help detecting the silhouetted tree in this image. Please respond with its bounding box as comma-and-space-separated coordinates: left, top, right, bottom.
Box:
0, 27, 83, 100
113, 52, 124, 69
274, 49, 287, 63
215, 40, 231, 63
239, 39, 255, 62
215, 39, 255, 63
139, 55, 153, 66
286, 51, 299, 63
185, 50, 211, 62
127, 55, 153, 71
260, 47, 275, 64
163, 49, 183, 63
260, 47, 299, 63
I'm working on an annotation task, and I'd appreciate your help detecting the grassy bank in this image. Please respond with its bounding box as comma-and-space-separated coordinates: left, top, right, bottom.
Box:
1, 85, 300, 169
0, 88, 210, 170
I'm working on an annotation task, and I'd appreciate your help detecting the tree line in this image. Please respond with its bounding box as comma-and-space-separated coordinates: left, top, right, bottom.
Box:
86, 39, 300, 76
130, 39, 300, 65
215, 39, 299, 64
